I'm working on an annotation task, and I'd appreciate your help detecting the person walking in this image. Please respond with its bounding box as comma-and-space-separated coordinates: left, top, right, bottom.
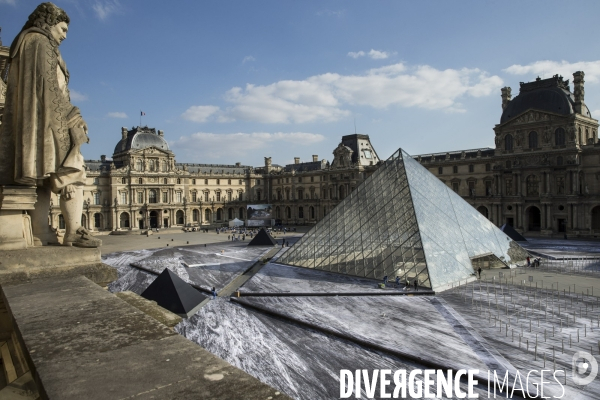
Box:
413, 279, 418, 291
478, 267, 482, 279
211, 287, 217, 300
526, 256, 531, 267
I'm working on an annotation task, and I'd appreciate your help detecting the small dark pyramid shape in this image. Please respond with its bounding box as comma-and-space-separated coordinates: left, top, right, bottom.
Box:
141, 268, 207, 317
500, 224, 527, 242
248, 228, 277, 246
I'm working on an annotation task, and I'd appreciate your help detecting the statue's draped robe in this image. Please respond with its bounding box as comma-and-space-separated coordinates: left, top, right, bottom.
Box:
0, 27, 86, 193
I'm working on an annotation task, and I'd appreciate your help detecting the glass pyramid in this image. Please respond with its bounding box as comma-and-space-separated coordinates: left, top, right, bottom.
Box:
277, 149, 528, 291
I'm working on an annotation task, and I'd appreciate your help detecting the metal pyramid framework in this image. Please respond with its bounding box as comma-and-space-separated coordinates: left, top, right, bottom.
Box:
278, 149, 528, 291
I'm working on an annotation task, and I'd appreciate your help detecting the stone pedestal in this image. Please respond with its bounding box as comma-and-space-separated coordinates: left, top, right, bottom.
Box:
0, 186, 36, 250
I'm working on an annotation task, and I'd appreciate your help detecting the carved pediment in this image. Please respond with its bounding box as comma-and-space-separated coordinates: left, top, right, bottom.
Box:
508, 110, 552, 126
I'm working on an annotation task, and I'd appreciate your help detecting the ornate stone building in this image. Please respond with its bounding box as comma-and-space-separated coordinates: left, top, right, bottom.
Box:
47, 127, 378, 232
416, 72, 600, 237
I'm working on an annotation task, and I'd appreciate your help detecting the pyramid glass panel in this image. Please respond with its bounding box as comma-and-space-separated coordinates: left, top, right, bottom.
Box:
278, 149, 528, 291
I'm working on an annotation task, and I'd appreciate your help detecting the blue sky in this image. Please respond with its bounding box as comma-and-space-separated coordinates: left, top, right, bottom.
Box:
2, 0, 600, 166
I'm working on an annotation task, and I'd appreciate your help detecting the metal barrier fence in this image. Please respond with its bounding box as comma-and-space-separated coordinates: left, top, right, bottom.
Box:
531, 256, 600, 276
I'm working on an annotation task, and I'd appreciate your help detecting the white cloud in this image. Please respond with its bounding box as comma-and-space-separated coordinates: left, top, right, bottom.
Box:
316, 10, 345, 18
242, 56, 256, 64
70, 90, 88, 102
368, 49, 389, 60
189, 62, 502, 123
0, 0, 16, 5
181, 105, 221, 123
503, 60, 600, 83
92, 0, 121, 20
170, 132, 325, 160
107, 112, 127, 118
348, 51, 365, 59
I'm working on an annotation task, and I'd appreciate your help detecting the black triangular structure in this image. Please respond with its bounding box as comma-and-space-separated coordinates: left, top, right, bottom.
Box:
248, 228, 277, 246
141, 268, 207, 317
500, 224, 527, 242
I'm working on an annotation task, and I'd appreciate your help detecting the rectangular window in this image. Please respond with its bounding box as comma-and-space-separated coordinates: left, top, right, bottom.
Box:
120, 192, 127, 205
162, 192, 168, 203
93, 177, 99, 185
204, 192, 209, 202
239, 180, 243, 185
176, 192, 182, 203
438, 167, 443, 174
191, 192, 197, 202
298, 177, 302, 183
468, 181, 475, 196
94, 192, 100, 205
227, 192, 232, 201
256, 180, 261, 185
452, 182, 459, 193
137, 192, 144, 204
216, 192, 221, 201
468, 165, 474, 173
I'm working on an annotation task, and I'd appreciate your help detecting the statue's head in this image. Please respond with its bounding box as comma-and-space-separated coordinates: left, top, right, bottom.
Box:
23, 2, 70, 44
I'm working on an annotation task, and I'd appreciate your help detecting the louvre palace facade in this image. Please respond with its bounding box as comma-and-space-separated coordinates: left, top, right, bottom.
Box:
416, 72, 600, 237
47, 127, 380, 232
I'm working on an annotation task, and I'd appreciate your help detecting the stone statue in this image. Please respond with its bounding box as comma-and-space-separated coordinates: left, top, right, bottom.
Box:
0, 3, 100, 247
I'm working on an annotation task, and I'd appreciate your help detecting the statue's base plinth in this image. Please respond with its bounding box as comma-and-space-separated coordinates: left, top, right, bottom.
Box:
0, 186, 36, 250
0, 246, 116, 286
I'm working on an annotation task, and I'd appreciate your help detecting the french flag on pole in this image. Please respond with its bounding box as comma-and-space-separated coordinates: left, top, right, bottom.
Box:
140, 111, 146, 116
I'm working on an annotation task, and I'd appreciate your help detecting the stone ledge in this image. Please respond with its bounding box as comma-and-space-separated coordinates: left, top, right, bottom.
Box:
1, 275, 287, 400
0, 247, 116, 286
115, 291, 182, 328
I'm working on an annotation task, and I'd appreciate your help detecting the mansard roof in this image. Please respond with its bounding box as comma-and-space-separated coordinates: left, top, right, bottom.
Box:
500, 75, 591, 124
113, 126, 170, 155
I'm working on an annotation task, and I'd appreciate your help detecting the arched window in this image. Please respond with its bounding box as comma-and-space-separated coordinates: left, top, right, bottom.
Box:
121, 177, 126, 184
310, 206, 315, 219
136, 159, 143, 171
58, 214, 65, 229
239, 207, 245, 219
204, 191, 209, 202
286, 207, 291, 219
526, 175, 539, 196
216, 208, 223, 220
120, 212, 130, 228
205, 208, 211, 221
228, 208, 233, 219
298, 207, 304, 218
555, 128, 565, 146
285, 188, 290, 200
138, 178, 143, 184
193, 209, 199, 222
149, 190, 157, 203
177, 178, 181, 184
94, 213, 102, 228
528, 131, 538, 149
176, 210, 184, 225
298, 189, 303, 199
275, 206, 281, 219
504, 134, 513, 151
161, 160, 168, 172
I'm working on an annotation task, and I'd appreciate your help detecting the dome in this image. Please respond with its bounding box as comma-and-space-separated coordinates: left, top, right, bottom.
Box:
113, 127, 169, 155
500, 76, 591, 124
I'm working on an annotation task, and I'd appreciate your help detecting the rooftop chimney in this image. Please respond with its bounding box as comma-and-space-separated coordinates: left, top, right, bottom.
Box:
573, 71, 585, 114
501, 87, 512, 110
121, 127, 128, 140
264, 157, 272, 166
236, 162, 241, 167
158, 130, 164, 137
101, 155, 106, 162
312, 155, 318, 162
294, 157, 300, 164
